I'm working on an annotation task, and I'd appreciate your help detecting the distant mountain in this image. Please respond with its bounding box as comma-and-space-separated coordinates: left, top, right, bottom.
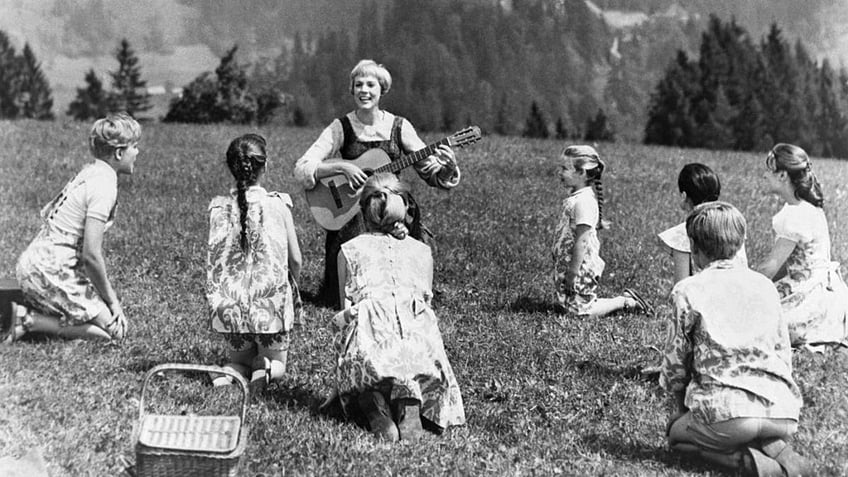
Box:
1, 0, 846, 122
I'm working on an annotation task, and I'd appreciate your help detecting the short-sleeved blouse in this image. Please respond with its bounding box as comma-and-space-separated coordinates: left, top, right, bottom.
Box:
553, 186, 601, 268
41, 159, 118, 237
772, 201, 832, 280
658, 221, 749, 271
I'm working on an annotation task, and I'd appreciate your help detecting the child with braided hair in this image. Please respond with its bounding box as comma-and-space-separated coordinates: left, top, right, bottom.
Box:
552, 145, 652, 317
206, 133, 302, 389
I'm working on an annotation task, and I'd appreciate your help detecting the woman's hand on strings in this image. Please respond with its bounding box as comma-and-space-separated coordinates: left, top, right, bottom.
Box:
421, 144, 456, 179
339, 162, 368, 189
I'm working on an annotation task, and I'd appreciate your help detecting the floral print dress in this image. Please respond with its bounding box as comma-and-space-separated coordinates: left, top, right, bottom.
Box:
206, 187, 295, 336
332, 233, 466, 430
771, 201, 848, 347
553, 187, 605, 315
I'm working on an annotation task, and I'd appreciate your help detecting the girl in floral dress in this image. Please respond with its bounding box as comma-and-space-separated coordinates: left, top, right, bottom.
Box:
330, 173, 465, 442
206, 134, 302, 389
553, 145, 651, 317
5, 113, 140, 344
757, 143, 848, 349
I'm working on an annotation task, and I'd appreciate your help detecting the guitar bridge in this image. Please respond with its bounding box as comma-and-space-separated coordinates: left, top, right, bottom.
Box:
328, 181, 343, 209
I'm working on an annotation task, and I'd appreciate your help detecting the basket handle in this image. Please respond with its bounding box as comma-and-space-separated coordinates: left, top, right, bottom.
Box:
138, 363, 249, 428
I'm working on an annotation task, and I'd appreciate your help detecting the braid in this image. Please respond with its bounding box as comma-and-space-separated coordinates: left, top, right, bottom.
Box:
235, 178, 250, 252
593, 177, 607, 230
562, 144, 608, 229
225, 134, 268, 253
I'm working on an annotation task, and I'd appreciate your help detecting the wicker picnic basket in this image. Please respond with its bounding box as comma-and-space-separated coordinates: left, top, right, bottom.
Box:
134, 363, 248, 477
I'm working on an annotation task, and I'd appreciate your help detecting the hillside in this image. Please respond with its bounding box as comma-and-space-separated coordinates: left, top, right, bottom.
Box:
1, 0, 847, 127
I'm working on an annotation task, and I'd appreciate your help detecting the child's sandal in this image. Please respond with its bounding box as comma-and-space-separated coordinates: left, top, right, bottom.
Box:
264, 356, 286, 383
623, 289, 654, 315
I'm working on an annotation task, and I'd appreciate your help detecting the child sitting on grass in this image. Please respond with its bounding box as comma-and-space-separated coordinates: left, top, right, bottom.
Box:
4, 113, 140, 344
658, 163, 747, 287
757, 143, 848, 350
552, 145, 651, 317
206, 133, 302, 390
662, 201, 811, 476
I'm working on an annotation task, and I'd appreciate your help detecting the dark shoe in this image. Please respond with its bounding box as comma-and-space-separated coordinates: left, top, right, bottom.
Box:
358, 391, 398, 442
1, 302, 32, 345
0, 300, 15, 343
0, 280, 24, 342
760, 439, 814, 477
394, 398, 427, 442
743, 447, 784, 477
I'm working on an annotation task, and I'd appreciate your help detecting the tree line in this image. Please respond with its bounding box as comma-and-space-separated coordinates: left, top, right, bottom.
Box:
0, 31, 53, 120
645, 15, 848, 157
5, 2, 848, 158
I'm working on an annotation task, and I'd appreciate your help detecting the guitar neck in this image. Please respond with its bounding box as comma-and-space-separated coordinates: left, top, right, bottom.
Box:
375, 138, 450, 174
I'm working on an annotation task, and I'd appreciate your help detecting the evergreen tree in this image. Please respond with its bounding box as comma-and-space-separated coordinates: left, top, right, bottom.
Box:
522, 101, 549, 138
17, 43, 54, 119
760, 25, 802, 145
493, 93, 514, 136
734, 91, 769, 151
109, 39, 151, 115
816, 60, 847, 157
645, 51, 699, 146
0, 30, 20, 118
691, 85, 733, 149
356, 1, 383, 59
794, 40, 820, 154
165, 45, 276, 124
215, 45, 256, 123
555, 117, 569, 139
68, 69, 110, 120
584, 108, 614, 142
164, 72, 222, 123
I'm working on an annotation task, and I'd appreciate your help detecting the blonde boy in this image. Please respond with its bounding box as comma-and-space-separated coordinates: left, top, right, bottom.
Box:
661, 201, 811, 475
7, 113, 140, 343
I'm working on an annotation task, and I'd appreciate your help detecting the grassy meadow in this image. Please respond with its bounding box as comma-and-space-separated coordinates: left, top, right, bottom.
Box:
1, 120, 848, 476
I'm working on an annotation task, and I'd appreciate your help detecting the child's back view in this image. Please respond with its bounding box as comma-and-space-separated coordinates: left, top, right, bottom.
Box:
661, 201, 810, 476
657, 163, 747, 287
206, 134, 302, 389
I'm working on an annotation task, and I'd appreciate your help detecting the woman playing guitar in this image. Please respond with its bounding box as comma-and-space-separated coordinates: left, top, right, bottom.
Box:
294, 59, 461, 308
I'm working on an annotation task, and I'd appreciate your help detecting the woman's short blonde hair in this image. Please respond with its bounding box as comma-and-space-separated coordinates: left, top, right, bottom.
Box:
89, 112, 141, 159
349, 59, 392, 94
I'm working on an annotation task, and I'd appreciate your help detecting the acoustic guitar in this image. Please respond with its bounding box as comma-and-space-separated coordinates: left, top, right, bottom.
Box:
305, 126, 482, 231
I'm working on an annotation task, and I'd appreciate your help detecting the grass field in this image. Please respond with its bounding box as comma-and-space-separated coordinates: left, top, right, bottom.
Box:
1, 120, 847, 476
